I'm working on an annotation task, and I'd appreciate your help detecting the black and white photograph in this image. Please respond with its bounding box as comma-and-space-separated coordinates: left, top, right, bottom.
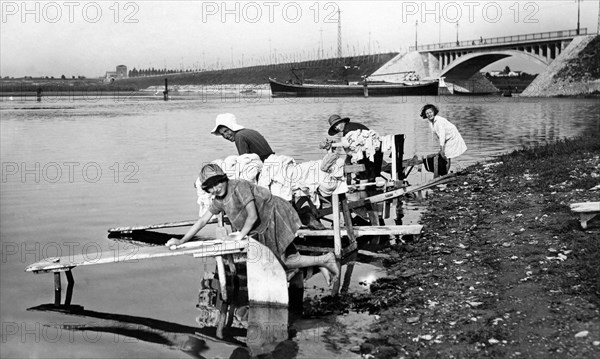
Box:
1, 1, 599, 358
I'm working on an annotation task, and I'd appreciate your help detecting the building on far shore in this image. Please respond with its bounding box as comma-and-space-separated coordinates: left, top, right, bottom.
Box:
104, 65, 128, 82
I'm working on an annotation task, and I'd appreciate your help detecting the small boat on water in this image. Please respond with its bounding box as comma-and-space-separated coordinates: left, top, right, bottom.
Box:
268, 77, 439, 97
453, 88, 498, 96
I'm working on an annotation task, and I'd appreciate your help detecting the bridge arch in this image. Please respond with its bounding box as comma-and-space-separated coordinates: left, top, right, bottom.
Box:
440, 50, 549, 79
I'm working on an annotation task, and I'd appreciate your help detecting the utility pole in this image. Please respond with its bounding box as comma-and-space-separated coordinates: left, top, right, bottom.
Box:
598, 0, 600, 34
576, 0, 581, 35
269, 38, 272, 64
597, 0, 600, 34
319, 28, 324, 59
415, 20, 418, 49
337, 9, 342, 58
456, 22, 459, 45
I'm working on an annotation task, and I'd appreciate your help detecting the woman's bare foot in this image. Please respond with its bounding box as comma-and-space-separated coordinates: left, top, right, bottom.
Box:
322, 253, 339, 285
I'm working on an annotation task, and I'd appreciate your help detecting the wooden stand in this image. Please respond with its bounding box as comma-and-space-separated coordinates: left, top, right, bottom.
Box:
328, 191, 359, 294
570, 202, 600, 229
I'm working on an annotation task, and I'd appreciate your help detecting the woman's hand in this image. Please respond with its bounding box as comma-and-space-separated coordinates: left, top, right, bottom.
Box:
439, 148, 447, 160
165, 238, 182, 248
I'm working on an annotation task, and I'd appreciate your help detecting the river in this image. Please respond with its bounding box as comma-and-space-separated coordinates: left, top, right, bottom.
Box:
1, 93, 599, 358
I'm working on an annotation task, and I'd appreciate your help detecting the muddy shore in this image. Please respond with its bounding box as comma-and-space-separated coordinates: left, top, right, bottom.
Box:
332, 136, 600, 358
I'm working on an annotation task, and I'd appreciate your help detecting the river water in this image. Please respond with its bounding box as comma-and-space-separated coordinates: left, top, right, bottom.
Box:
1, 92, 599, 358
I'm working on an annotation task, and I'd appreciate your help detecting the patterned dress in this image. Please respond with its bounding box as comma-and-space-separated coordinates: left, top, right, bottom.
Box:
208, 179, 301, 261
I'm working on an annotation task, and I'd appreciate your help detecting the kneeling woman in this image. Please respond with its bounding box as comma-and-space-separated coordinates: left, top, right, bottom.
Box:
166, 164, 339, 284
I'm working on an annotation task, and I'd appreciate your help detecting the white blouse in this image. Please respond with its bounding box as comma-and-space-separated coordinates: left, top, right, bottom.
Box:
429, 115, 467, 158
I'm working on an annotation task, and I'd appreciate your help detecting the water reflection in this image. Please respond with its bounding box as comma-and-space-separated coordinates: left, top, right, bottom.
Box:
27, 303, 298, 359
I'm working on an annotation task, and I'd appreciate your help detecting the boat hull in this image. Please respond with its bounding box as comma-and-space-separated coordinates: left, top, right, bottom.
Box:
269, 78, 439, 97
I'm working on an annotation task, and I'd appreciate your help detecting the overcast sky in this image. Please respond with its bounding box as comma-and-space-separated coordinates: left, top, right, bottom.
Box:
1, 0, 598, 77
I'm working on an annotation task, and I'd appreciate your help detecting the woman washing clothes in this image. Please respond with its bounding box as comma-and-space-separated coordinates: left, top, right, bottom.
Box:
420, 104, 467, 173
166, 164, 339, 285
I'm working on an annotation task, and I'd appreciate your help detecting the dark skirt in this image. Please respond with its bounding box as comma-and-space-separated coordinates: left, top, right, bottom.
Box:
253, 196, 301, 262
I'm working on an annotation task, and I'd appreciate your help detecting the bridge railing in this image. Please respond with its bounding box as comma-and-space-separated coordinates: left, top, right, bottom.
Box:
410, 28, 588, 51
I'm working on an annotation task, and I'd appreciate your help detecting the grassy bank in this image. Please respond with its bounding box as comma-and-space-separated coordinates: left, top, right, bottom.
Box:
316, 136, 600, 358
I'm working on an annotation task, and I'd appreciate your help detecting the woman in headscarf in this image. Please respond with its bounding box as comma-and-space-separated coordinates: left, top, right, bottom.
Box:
166, 164, 339, 284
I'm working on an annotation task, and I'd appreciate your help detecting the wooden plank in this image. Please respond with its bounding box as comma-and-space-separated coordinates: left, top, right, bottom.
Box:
394, 134, 405, 180
570, 202, 600, 212
391, 135, 397, 181
107, 217, 226, 233
318, 174, 456, 217
340, 195, 357, 252
245, 238, 288, 306
26, 239, 247, 273
296, 225, 423, 237
365, 173, 457, 204
332, 194, 342, 294
332, 194, 342, 259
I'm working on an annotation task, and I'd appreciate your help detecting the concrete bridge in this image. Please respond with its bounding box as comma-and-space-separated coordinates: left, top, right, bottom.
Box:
410, 28, 588, 79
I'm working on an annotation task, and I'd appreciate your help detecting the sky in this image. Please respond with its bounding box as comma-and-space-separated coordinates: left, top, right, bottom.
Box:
1, 0, 599, 78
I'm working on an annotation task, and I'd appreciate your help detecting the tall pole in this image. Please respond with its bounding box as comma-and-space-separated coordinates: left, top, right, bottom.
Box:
269, 38, 272, 64
319, 28, 324, 59
337, 9, 342, 58
456, 22, 459, 45
415, 20, 418, 49
576, 0, 581, 35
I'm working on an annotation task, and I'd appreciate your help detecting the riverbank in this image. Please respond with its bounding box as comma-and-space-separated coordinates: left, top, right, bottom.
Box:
329, 136, 600, 358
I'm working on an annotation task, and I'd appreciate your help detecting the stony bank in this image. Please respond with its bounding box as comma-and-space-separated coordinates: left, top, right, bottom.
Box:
313, 135, 600, 359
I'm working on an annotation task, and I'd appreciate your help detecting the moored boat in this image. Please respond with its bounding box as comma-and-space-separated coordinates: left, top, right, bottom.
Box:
268, 77, 439, 97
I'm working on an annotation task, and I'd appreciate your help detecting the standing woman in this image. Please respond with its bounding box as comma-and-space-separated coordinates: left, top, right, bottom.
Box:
166, 164, 339, 284
420, 104, 467, 173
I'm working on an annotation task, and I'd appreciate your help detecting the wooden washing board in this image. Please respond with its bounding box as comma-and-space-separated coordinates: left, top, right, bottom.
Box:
25, 237, 289, 307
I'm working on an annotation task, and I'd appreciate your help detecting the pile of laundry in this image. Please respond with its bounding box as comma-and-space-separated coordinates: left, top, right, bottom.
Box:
195, 153, 348, 217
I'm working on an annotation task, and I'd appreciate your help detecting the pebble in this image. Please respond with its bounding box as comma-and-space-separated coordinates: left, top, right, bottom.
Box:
407, 316, 420, 324
574, 330, 589, 338
467, 301, 483, 307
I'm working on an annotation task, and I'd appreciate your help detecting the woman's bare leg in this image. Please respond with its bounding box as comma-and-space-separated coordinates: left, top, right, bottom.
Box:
284, 252, 339, 284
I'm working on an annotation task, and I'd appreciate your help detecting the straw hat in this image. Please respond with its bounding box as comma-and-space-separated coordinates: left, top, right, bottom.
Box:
327, 114, 350, 136
210, 113, 245, 135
